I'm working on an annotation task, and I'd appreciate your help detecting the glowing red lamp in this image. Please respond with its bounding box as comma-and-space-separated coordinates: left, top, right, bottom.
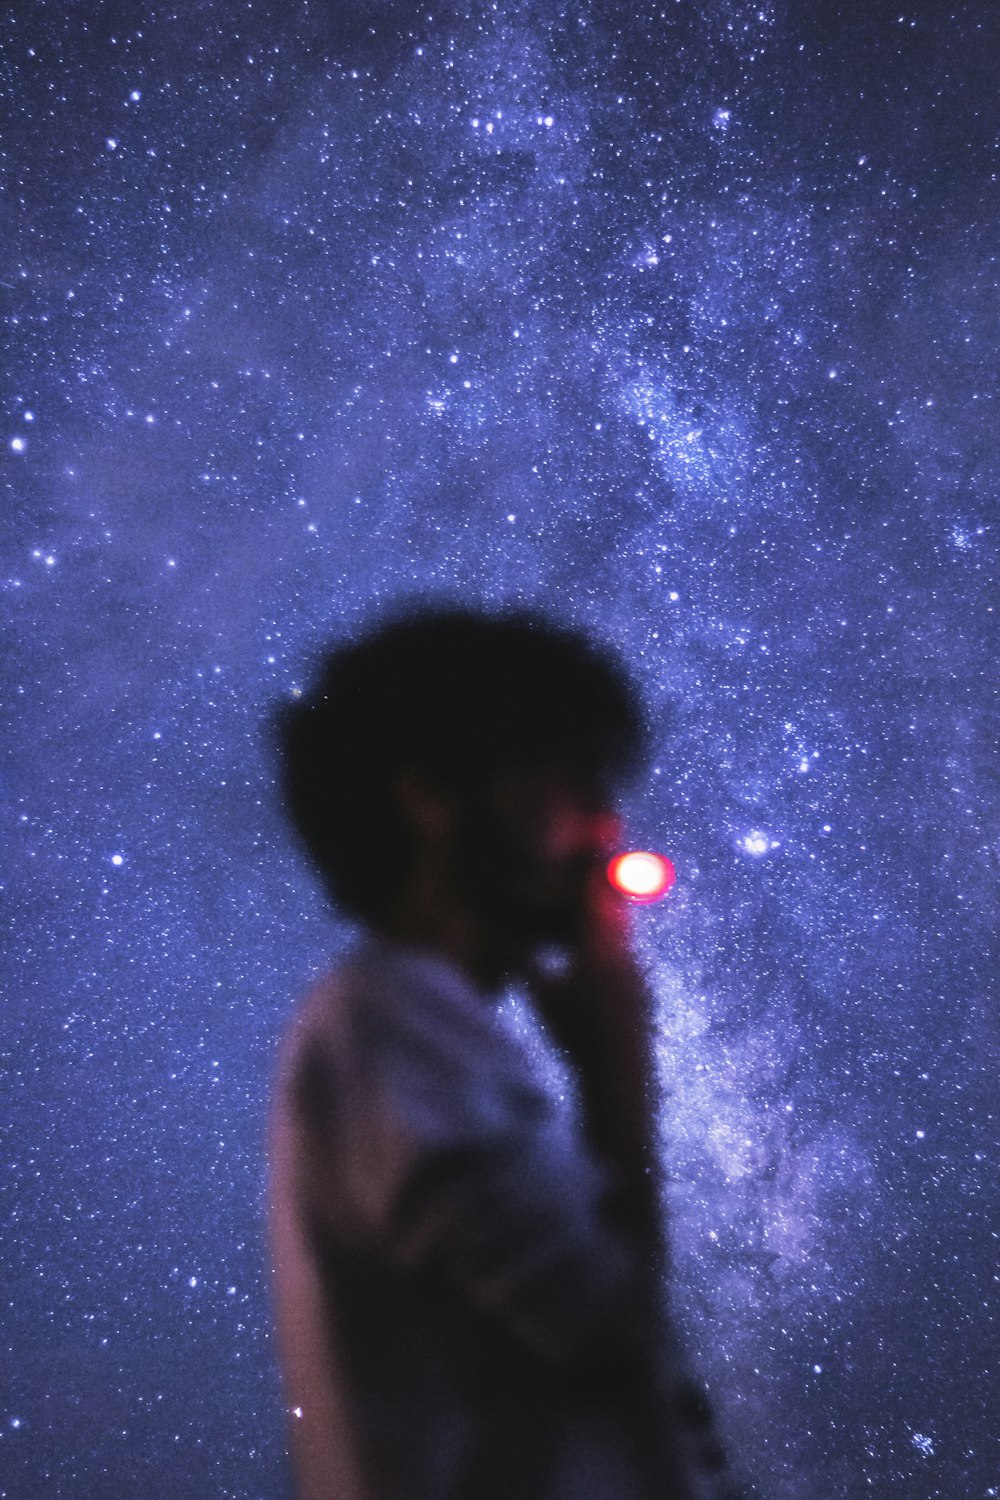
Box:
607, 850, 676, 904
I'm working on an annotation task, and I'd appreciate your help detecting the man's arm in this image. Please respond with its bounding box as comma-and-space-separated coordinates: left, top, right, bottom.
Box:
527, 871, 665, 1273
527, 876, 738, 1494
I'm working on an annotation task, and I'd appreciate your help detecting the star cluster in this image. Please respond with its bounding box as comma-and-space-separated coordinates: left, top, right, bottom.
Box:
3, 2, 998, 1496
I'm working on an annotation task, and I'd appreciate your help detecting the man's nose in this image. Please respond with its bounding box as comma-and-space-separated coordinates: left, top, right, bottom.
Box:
550, 805, 621, 855
589, 810, 622, 850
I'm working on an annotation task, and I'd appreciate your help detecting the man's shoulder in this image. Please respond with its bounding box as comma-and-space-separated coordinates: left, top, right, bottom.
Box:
279, 939, 553, 1135
281, 939, 499, 1064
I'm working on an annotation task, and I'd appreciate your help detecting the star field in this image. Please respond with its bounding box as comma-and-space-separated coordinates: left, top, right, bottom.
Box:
3, 2, 998, 1496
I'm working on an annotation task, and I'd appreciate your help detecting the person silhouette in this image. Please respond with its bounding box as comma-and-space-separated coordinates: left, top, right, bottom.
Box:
269, 605, 735, 1500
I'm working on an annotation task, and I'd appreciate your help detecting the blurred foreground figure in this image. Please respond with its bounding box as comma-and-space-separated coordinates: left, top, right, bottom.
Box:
270, 607, 736, 1500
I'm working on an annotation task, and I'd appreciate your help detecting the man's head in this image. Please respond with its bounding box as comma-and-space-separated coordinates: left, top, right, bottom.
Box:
276, 605, 647, 972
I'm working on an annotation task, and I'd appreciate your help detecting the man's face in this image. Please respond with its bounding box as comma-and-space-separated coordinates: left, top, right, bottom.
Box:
450, 761, 622, 957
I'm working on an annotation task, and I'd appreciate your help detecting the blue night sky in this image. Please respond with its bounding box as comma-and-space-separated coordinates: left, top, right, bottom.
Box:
3, 2, 998, 1496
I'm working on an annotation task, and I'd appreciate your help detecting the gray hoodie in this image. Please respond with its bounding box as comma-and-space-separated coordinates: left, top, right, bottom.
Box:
269, 939, 735, 1500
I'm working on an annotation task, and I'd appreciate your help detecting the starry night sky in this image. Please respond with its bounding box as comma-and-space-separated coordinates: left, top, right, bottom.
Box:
3, 2, 998, 1496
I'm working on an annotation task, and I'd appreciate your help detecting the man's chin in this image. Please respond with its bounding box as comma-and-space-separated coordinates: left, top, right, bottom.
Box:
503, 903, 586, 957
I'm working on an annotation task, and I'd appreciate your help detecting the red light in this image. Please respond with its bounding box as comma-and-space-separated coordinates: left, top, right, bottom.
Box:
607, 850, 676, 903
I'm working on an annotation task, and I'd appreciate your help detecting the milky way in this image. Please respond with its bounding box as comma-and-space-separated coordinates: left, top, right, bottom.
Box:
3, 3, 998, 1496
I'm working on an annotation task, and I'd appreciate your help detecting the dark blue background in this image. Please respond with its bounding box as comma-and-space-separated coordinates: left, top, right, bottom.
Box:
3, 2, 998, 1495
